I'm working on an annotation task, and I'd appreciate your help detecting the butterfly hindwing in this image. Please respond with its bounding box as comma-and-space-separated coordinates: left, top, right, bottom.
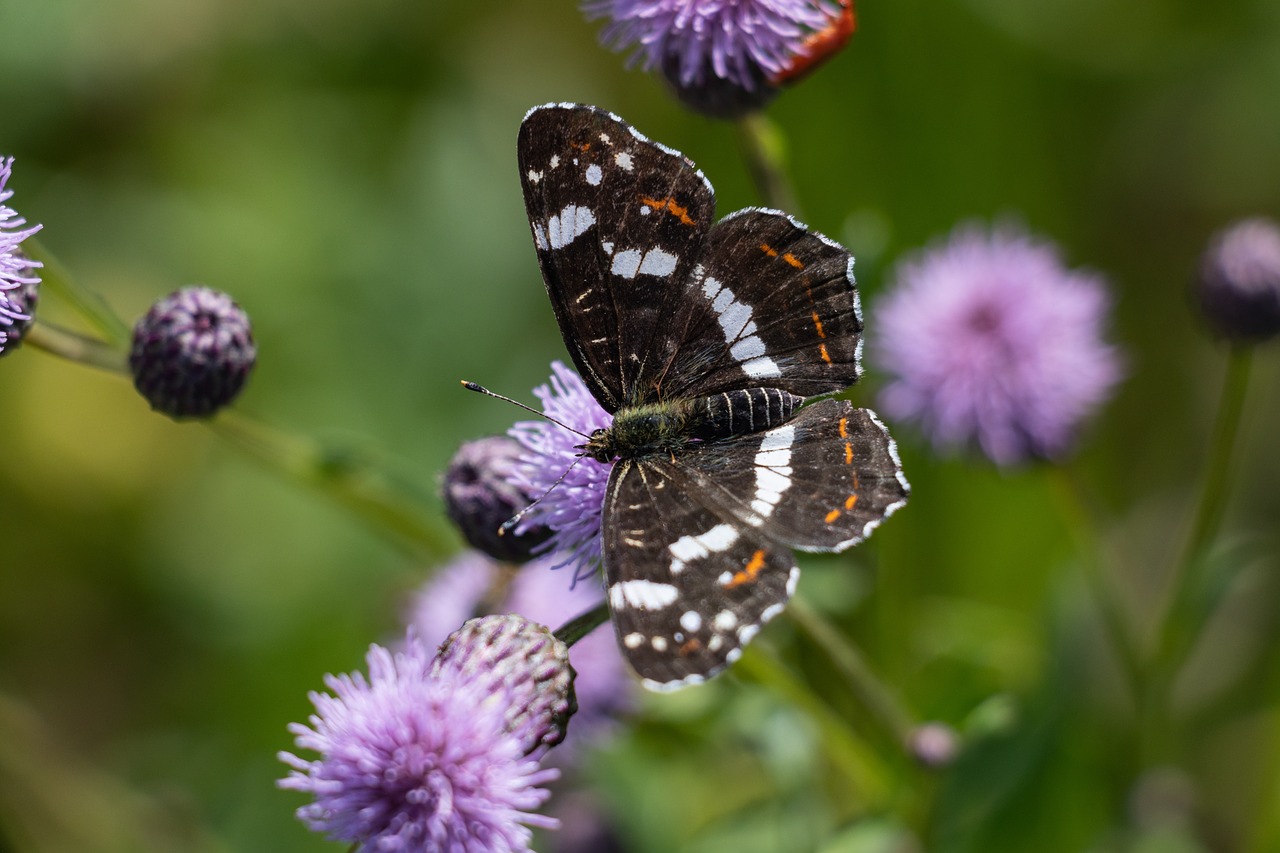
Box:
518, 103, 717, 411
663, 209, 863, 400
668, 399, 910, 552
604, 459, 799, 689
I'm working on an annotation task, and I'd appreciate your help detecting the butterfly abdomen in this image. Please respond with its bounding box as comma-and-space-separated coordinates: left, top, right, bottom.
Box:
693, 388, 804, 441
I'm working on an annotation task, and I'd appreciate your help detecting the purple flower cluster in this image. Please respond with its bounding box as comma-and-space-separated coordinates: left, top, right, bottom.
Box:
873, 222, 1122, 466
0, 157, 42, 356
280, 631, 562, 852
584, 0, 849, 115
508, 362, 613, 584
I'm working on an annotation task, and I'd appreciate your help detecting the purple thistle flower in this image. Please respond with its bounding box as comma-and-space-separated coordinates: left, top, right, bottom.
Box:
872, 222, 1122, 466
583, 0, 853, 117
508, 362, 613, 584
279, 636, 558, 853
1, 157, 43, 357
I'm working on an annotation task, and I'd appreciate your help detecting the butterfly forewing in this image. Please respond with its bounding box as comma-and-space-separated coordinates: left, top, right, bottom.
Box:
670, 400, 910, 552
604, 459, 799, 689
664, 209, 864, 400
518, 104, 716, 411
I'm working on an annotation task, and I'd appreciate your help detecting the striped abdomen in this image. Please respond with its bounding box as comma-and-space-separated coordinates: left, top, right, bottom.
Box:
693, 388, 804, 440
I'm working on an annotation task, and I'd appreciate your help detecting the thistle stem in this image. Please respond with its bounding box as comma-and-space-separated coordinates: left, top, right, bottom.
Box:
23, 237, 132, 348
735, 112, 803, 216
787, 596, 916, 747
23, 322, 129, 374
554, 603, 610, 647
207, 410, 454, 560
1045, 463, 1144, 706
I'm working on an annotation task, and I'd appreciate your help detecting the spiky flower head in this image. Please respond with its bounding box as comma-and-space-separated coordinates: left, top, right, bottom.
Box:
279, 635, 558, 852
444, 436, 553, 562
583, 0, 854, 117
508, 362, 612, 584
1195, 217, 1280, 342
1, 157, 42, 357
432, 614, 578, 754
873, 222, 1122, 466
129, 286, 256, 419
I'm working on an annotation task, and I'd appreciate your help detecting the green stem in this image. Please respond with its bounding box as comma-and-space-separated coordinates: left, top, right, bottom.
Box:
735, 642, 893, 805
787, 596, 915, 747
23, 322, 130, 374
207, 410, 453, 560
1142, 344, 1254, 758
1045, 464, 1145, 706
23, 237, 132, 348
554, 603, 610, 647
735, 112, 803, 216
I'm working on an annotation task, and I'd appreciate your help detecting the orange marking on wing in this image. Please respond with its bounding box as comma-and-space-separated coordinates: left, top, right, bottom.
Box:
844, 443, 854, 464
759, 242, 778, 257
844, 494, 858, 510
838, 417, 848, 438
782, 252, 804, 268
819, 343, 832, 364
811, 312, 826, 338
571, 141, 591, 151
727, 549, 768, 588
824, 508, 842, 524
641, 196, 696, 226
679, 638, 702, 656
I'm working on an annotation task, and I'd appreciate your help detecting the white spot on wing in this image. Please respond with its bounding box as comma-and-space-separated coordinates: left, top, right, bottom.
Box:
637, 248, 678, 277
624, 632, 644, 649
680, 611, 703, 633
547, 204, 596, 249
713, 610, 738, 632
533, 223, 548, 251
610, 579, 679, 610
611, 248, 642, 278
585, 164, 603, 186
615, 151, 633, 171
527, 169, 543, 184
669, 523, 739, 574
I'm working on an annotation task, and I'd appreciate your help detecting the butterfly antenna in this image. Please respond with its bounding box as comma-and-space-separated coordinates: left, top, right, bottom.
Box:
499, 454, 586, 537
460, 380, 592, 439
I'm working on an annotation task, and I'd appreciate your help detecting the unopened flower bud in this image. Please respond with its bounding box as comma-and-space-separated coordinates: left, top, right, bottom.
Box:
129, 286, 256, 419
1196, 217, 1280, 342
444, 436, 552, 562
432, 614, 577, 754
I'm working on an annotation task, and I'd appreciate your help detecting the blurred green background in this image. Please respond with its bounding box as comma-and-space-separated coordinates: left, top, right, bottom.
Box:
2, 0, 1279, 850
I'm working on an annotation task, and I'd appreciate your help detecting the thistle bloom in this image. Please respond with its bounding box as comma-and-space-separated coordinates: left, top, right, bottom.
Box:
873, 222, 1122, 466
279, 635, 558, 852
130, 286, 257, 419
584, 0, 853, 117
1, 157, 42, 356
1195, 217, 1280, 342
508, 362, 612, 583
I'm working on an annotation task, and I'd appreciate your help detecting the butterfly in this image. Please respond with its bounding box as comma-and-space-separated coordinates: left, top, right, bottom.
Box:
517, 103, 909, 691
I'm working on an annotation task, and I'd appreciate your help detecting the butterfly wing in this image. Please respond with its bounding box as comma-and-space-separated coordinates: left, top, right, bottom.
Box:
662, 208, 864, 400
603, 459, 799, 690
669, 399, 910, 552
518, 103, 717, 412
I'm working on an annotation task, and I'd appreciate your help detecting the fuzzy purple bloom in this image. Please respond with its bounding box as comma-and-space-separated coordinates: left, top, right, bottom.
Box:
0, 157, 43, 356
279, 636, 558, 853
508, 362, 613, 584
584, 0, 848, 116
873, 222, 1122, 466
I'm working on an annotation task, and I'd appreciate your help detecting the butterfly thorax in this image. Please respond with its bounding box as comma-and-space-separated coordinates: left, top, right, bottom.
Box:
581, 388, 806, 463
